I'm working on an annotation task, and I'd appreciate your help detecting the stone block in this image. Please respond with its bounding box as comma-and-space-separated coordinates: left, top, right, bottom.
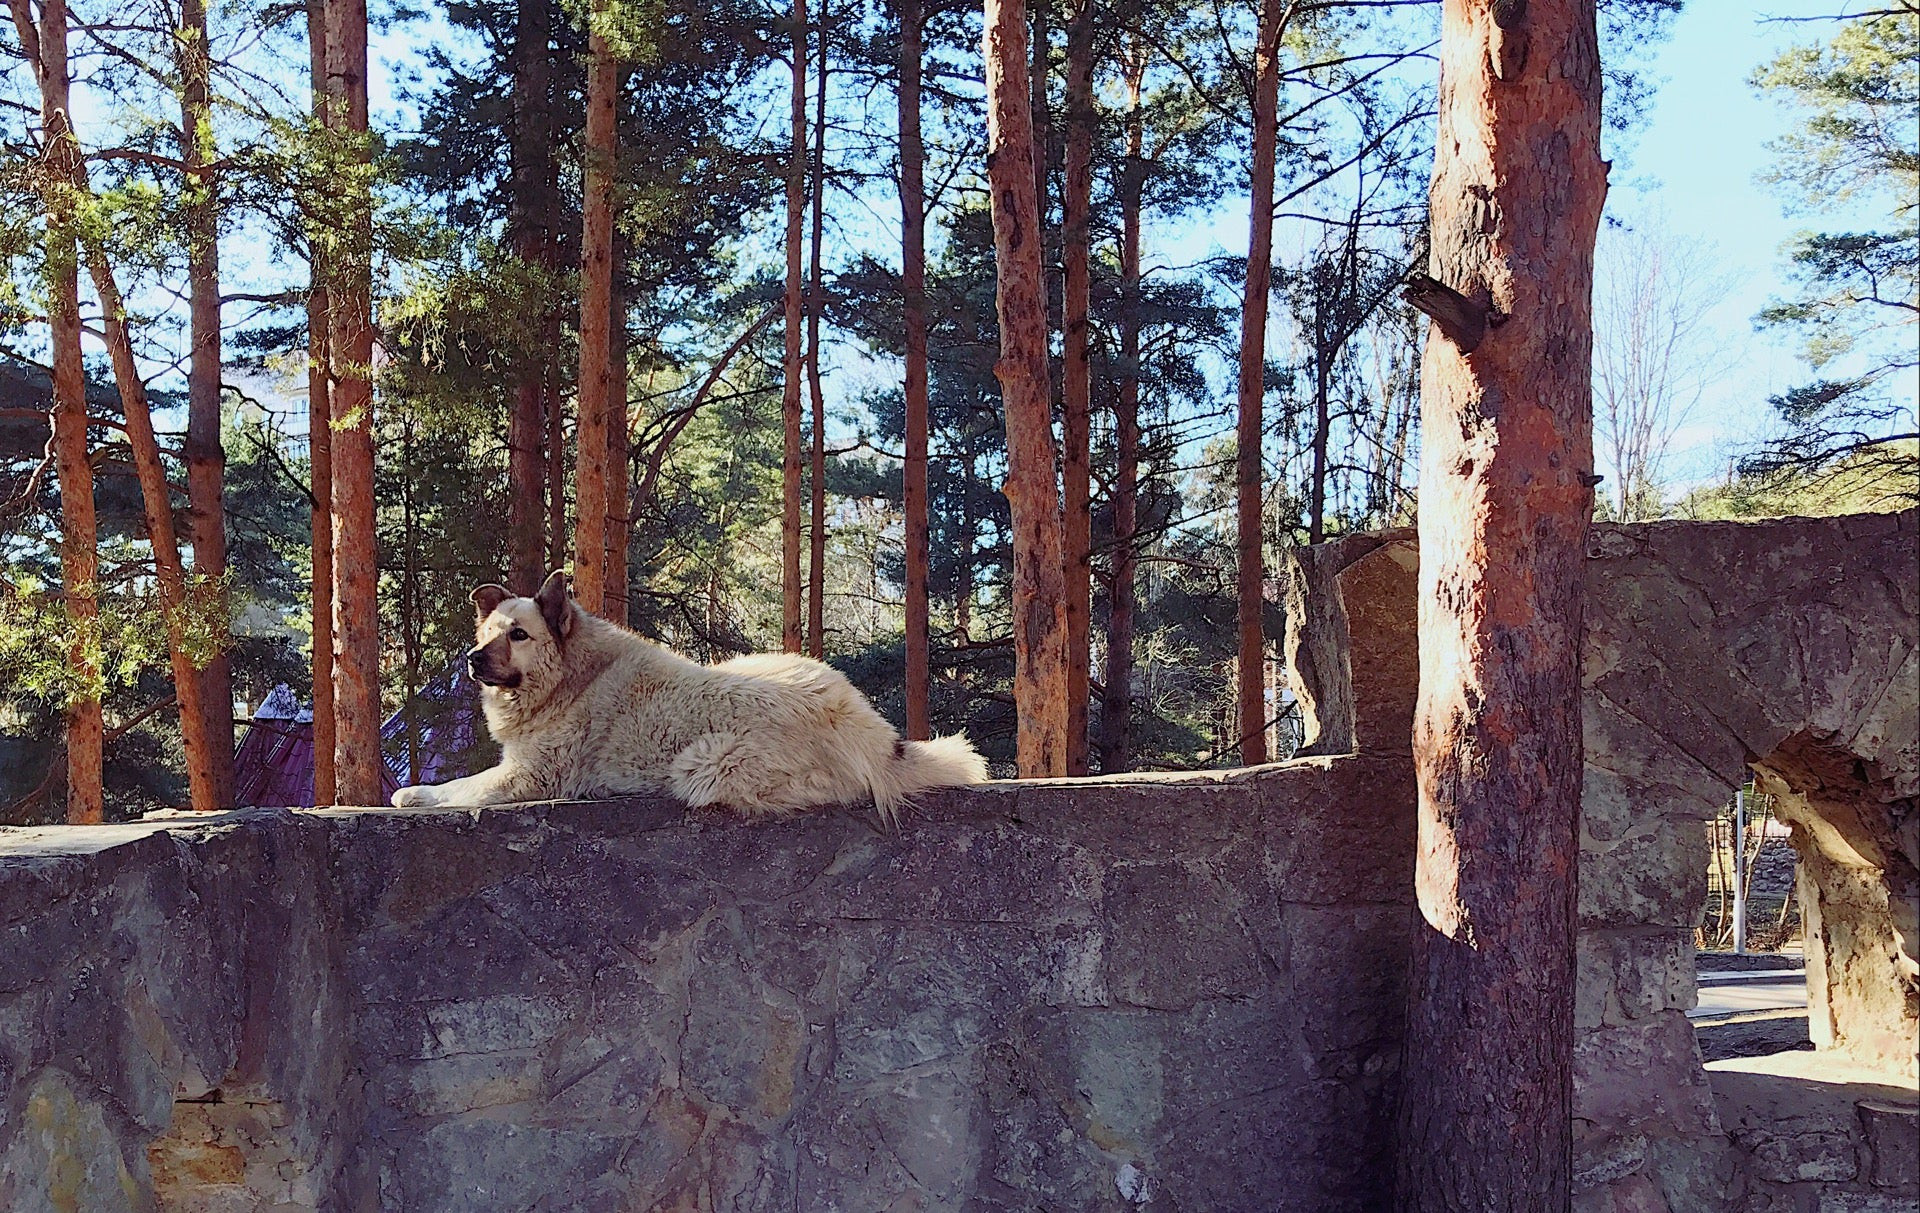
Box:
1817, 1194, 1920, 1213
1574, 1012, 1720, 1138
1859, 1099, 1920, 1190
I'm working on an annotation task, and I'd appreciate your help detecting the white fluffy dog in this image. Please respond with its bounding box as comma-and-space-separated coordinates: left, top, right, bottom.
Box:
390, 571, 987, 818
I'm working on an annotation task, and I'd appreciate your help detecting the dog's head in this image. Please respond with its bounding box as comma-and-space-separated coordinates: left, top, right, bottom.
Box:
466, 569, 576, 693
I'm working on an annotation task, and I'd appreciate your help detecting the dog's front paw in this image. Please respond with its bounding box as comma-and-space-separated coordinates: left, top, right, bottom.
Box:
391, 784, 440, 808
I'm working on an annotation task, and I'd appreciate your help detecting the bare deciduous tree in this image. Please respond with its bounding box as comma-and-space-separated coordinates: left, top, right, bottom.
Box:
1593, 222, 1732, 519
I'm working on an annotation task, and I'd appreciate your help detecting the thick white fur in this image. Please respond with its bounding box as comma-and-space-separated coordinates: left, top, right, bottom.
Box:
390, 579, 987, 819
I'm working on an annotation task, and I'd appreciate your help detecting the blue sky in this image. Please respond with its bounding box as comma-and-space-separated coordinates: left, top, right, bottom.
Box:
1601, 0, 1912, 486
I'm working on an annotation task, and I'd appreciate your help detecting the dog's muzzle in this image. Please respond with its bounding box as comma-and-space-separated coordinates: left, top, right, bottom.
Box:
467, 646, 508, 687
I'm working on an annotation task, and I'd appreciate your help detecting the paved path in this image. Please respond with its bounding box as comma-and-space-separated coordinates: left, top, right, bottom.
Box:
1690, 972, 1808, 1020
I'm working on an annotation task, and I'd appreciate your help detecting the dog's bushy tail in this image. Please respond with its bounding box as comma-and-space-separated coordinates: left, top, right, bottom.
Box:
871, 733, 989, 826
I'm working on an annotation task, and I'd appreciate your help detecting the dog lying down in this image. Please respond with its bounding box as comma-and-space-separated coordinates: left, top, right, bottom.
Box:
390, 571, 988, 819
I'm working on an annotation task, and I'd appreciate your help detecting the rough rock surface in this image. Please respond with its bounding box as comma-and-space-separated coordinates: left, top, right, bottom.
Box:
1288, 510, 1919, 1213
0, 759, 1414, 1212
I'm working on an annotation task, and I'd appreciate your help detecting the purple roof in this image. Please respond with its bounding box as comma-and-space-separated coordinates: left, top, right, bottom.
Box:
234, 664, 484, 807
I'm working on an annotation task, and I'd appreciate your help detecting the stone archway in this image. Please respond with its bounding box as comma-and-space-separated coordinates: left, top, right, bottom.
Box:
1285, 508, 1918, 1212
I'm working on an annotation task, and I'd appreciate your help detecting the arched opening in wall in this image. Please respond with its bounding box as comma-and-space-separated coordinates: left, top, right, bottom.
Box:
1690, 782, 1811, 1064
1747, 730, 1920, 1078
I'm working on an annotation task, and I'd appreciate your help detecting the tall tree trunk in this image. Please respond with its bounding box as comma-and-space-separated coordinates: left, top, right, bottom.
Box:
985, 0, 1070, 777
899, 0, 931, 740
805, 2, 829, 658
507, 0, 554, 597
81, 239, 219, 814
604, 246, 630, 623
1099, 50, 1143, 776
1393, 0, 1604, 1205
180, 0, 232, 806
16, 0, 219, 814
326, 0, 381, 806
14, 0, 103, 822
781, 0, 807, 653
305, 0, 334, 805
1030, 0, 1049, 215
1234, 0, 1290, 767
1059, 0, 1093, 773
1307, 298, 1330, 544
573, 2, 617, 618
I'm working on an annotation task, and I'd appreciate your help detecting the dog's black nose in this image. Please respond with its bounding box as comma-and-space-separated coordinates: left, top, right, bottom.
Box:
466, 648, 484, 670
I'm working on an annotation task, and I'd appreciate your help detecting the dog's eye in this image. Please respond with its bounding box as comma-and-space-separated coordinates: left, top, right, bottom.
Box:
508, 627, 529, 642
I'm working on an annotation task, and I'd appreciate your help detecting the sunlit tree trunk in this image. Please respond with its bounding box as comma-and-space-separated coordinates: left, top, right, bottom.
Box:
507, 0, 555, 596
13, 0, 103, 822
326, 0, 381, 806
305, 0, 334, 805
805, 2, 829, 658
985, 0, 1070, 776
1059, 0, 1093, 774
1393, 0, 1605, 1205
782, 0, 807, 653
899, 0, 931, 740
1100, 49, 1143, 775
179, 0, 232, 805
573, 0, 617, 618
82, 244, 219, 814
1234, 0, 1290, 767
17, 0, 218, 813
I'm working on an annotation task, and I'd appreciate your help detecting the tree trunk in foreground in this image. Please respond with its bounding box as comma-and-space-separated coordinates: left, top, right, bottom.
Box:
805, 3, 829, 658
899, 0, 931, 740
305, 0, 334, 806
781, 0, 807, 653
1234, 0, 1288, 768
326, 0, 382, 806
14, 0, 103, 822
573, 4, 617, 618
1099, 49, 1143, 776
507, 0, 555, 597
985, 0, 1070, 777
1059, 0, 1093, 774
1393, 0, 1604, 1206
181, 0, 233, 806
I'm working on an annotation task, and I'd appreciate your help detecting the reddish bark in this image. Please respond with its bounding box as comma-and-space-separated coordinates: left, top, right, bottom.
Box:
82, 239, 220, 814
898, 0, 931, 741
1059, 0, 1093, 773
507, 0, 555, 597
305, 0, 334, 805
985, 0, 1070, 777
180, 0, 233, 805
805, 5, 829, 658
13, 0, 103, 822
14, 0, 220, 813
1233, 0, 1291, 767
1393, 0, 1605, 1206
325, 0, 382, 806
782, 0, 807, 653
1099, 52, 1143, 776
573, 5, 617, 619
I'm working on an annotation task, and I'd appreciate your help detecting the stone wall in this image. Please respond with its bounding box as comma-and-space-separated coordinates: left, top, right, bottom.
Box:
1287, 510, 1919, 1213
0, 759, 1413, 1212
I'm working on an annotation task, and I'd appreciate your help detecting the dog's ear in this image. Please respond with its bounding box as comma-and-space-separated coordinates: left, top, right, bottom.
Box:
470, 584, 510, 619
535, 569, 575, 640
